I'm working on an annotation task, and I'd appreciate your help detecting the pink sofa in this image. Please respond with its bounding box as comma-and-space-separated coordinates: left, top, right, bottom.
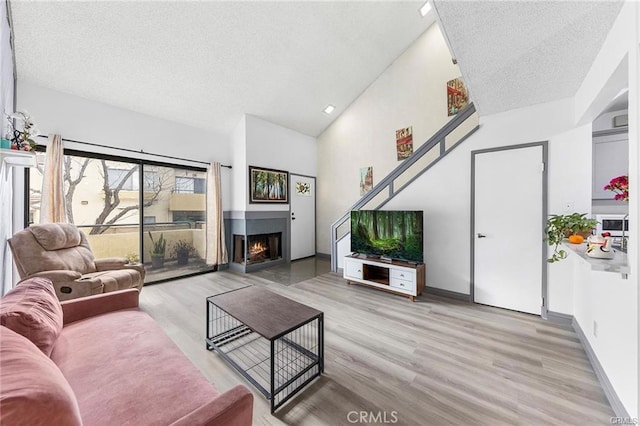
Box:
0, 278, 253, 425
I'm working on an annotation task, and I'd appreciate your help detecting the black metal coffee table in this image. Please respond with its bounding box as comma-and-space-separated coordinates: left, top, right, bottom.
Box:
205, 286, 324, 413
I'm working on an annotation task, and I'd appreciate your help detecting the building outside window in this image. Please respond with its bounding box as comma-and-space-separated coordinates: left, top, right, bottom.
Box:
174, 176, 205, 194
29, 154, 212, 284
107, 167, 159, 192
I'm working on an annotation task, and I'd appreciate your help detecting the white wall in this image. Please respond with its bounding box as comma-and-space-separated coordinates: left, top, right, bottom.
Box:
317, 23, 461, 254
569, 251, 638, 417
592, 108, 630, 215
573, 1, 639, 416
230, 115, 247, 211
234, 114, 316, 212
16, 82, 233, 209
546, 124, 593, 314
593, 108, 628, 132
383, 98, 584, 295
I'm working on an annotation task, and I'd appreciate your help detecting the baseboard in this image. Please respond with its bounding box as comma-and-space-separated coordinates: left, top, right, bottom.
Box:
423, 286, 471, 302
546, 310, 573, 325
315, 252, 331, 259
572, 318, 629, 418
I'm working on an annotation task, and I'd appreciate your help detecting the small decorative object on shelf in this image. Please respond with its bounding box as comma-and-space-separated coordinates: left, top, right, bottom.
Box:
125, 253, 140, 265
545, 213, 598, 263
5, 110, 39, 152
603, 174, 629, 201
586, 232, 614, 259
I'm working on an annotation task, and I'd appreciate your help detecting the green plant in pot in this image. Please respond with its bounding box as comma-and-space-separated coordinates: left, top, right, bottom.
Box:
125, 252, 140, 265
545, 213, 598, 263
172, 240, 195, 266
563, 213, 598, 239
148, 232, 166, 269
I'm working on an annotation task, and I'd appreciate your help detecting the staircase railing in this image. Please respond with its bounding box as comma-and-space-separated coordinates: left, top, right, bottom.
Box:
330, 103, 480, 272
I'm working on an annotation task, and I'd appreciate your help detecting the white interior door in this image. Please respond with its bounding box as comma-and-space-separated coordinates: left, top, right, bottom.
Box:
290, 174, 316, 260
473, 145, 544, 315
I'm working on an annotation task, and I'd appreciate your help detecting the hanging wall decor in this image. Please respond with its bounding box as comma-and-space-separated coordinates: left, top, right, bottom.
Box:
447, 77, 469, 116
396, 126, 413, 161
295, 181, 311, 196
360, 166, 373, 196
249, 166, 289, 203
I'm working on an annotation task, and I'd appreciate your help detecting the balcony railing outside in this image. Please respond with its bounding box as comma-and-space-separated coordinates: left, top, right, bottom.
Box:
78, 222, 211, 282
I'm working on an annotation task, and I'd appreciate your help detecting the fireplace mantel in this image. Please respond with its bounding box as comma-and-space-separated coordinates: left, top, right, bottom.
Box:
225, 211, 289, 273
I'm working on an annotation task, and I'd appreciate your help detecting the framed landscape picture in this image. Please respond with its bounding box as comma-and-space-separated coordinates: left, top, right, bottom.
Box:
249, 166, 289, 203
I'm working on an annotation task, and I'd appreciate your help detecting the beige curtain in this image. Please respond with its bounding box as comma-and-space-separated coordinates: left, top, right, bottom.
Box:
40, 134, 67, 224
206, 162, 228, 265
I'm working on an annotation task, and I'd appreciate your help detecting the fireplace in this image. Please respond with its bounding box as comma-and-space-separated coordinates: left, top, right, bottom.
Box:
234, 233, 282, 265
227, 211, 288, 273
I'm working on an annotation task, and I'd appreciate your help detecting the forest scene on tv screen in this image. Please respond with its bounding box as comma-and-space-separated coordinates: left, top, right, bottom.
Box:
351, 210, 423, 262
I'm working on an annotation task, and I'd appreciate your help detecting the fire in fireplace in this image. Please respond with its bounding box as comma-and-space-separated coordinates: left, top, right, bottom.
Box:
233, 233, 282, 265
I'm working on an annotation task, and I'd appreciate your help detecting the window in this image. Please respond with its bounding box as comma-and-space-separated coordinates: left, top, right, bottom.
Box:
173, 211, 205, 222
108, 168, 135, 190
28, 148, 213, 284
143, 216, 156, 224
142, 171, 159, 192
107, 168, 159, 192
174, 177, 205, 194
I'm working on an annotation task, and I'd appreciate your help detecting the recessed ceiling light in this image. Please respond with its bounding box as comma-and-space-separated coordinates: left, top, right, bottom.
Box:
323, 104, 335, 114
419, 1, 432, 17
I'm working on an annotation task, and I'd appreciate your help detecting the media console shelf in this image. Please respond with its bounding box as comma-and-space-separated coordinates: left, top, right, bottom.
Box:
343, 254, 425, 302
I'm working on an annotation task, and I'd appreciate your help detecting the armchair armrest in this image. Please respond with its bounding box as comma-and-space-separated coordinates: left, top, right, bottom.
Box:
94, 257, 128, 271
94, 258, 145, 281
169, 385, 253, 426
61, 288, 140, 325
27, 270, 82, 283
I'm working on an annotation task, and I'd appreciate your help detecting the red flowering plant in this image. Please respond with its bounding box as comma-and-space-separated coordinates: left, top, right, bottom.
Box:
603, 174, 629, 201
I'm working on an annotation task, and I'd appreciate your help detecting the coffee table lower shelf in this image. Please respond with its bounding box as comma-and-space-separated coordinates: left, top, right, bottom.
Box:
206, 301, 323, 413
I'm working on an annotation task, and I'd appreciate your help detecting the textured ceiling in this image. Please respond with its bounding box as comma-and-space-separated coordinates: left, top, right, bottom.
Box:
10, 1, 435, 137
433, 0, 624, 116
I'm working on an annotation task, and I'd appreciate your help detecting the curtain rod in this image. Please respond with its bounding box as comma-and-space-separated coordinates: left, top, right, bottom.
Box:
35, 134, 232, 169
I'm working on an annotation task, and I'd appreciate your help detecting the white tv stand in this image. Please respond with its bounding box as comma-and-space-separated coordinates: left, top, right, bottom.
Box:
343, 254, 425, 302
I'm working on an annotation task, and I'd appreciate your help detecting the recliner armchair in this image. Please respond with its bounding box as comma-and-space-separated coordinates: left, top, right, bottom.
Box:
8, 223, 145, 301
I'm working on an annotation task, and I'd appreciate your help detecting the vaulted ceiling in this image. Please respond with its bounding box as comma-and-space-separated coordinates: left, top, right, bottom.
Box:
10, 1, 626, 138
10, 1, 435, 137
433, 0, 625, 116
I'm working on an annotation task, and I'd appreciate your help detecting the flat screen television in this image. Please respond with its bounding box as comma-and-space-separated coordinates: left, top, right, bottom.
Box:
350, 210, 423, 263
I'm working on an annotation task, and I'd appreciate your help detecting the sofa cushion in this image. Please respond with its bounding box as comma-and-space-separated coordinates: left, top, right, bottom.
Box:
0, 277, 63, 356
51, 309, 220, 425
0, 326, 82, 426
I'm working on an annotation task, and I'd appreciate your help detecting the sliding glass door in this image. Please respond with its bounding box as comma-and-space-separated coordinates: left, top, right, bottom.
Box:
28, 149, 213, 284
28, 154, 142, 263
142, 164, 212, 283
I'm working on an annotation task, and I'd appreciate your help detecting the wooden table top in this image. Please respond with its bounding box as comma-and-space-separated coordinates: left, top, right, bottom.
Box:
208, 286, 323, 340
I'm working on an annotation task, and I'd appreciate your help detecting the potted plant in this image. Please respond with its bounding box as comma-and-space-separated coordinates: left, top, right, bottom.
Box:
125, 252, 140, 265
172, 240, 195, 266
148, 232, 166, 269
545, 213, 598, 263
563, 213, 598, 240
5, 111, 39, 151
604, 174, 629, 201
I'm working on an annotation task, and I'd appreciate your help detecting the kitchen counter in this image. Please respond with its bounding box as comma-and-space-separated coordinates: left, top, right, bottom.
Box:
562, 242, 629, 275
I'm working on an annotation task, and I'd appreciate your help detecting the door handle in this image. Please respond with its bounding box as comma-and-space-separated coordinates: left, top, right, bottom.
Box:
477, 233, 486, 238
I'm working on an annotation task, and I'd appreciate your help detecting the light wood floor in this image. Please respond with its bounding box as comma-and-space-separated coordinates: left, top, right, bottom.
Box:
139, 270, 613, 426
